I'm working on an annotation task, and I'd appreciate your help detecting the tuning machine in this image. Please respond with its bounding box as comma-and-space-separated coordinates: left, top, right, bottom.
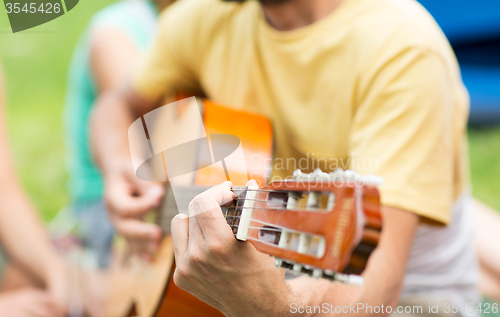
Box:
274, 257, 364, 286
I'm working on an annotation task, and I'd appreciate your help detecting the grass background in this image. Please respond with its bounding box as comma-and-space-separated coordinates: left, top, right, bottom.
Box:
0, 0, 116, 220
0, 0, 499, 314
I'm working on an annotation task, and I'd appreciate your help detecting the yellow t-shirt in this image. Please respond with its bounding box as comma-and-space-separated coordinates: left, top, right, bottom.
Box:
132, 0, 470, 224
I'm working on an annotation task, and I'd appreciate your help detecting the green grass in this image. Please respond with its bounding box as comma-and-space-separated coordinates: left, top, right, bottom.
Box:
469, 126, 500, 210
0, 0, 116, 221
1, 1, 500, 222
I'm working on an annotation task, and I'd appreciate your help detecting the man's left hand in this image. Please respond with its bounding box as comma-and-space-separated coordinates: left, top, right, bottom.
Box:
171, 181, 295, 317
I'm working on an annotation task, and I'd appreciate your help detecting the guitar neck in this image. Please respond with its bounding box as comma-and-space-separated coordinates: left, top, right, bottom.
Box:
158, 173, 381, 284
158, 185, 212, 233
159, 185, 247, 233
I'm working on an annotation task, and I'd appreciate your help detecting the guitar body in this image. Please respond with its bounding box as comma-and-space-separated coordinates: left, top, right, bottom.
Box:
105, 98, 382, 316
106, 99, 274, 317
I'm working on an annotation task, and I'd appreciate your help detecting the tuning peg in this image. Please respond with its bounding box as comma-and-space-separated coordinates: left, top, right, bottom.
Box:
312, 168, 326, 179
273, 258, 364, 285
323, 270, 365, 285
334, 273, 365, 285
275, 258, 283, 269
293, 169, 302, 179
312, 269, 322, 279
292, 264, 302, 275
362, 175, 384, 186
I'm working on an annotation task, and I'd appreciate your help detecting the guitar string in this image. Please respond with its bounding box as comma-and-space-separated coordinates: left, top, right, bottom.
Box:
164, 197, 329, 207
227, 217, 296, 231
158, 212, 303, 232
165, 188, 299, 198
234, 187, 342, 193
157, 213, 379, 236
156, 205, 325, 219
170, 187, 339, 200
156, 198, 329, 217
158, 188, 336, 219
156, 190, 336, 223
229, 225, 283, 233
174, 187, 338, 195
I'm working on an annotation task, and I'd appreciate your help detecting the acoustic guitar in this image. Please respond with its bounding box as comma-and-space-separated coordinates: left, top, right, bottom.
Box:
105, 98, 382, 317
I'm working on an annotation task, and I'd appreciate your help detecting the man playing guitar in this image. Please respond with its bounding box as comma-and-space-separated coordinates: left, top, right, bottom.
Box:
91, 0, 478, 315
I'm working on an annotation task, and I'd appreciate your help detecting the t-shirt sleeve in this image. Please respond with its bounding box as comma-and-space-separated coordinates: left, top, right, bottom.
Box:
131, 7, 199, 102
350, 48, 455, 224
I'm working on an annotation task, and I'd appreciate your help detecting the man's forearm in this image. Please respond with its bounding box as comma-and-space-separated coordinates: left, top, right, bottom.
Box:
278, 206, 417, 317
286, 248, 402, 317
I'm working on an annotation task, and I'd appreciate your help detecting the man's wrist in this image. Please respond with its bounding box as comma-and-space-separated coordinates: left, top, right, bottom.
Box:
282, 282, 309, 317
237, 280, 305, 317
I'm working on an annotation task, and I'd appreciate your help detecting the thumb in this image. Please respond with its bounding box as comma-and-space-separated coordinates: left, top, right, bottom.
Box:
134, 179, 165, 207
142, 182, 165, 205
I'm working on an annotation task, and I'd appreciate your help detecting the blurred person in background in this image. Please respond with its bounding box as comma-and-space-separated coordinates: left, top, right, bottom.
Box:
90, 0, 500, 315
64, 0, 175, 269
0, 63, 104, 316
0, 62, 67, 317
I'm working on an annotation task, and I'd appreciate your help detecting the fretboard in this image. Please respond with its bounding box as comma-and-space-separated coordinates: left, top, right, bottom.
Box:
157, 185, 249, 235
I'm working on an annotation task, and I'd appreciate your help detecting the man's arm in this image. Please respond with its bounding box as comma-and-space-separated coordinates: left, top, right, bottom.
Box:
288, 206, 418, 316
171, 181, 418, 317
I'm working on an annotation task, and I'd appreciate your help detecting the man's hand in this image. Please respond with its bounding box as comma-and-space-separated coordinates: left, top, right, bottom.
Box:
0, 288, 66, 317
171, 180, 419, 317
104, 160, 164, 260
171, 181, 296, 317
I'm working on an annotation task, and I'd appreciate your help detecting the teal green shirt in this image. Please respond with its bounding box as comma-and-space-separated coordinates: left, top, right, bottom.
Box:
0, 246, 7, 283
64, 0, 158, 203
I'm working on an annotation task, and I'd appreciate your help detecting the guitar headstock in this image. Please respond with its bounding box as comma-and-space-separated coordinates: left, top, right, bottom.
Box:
223, 168, 383, 284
